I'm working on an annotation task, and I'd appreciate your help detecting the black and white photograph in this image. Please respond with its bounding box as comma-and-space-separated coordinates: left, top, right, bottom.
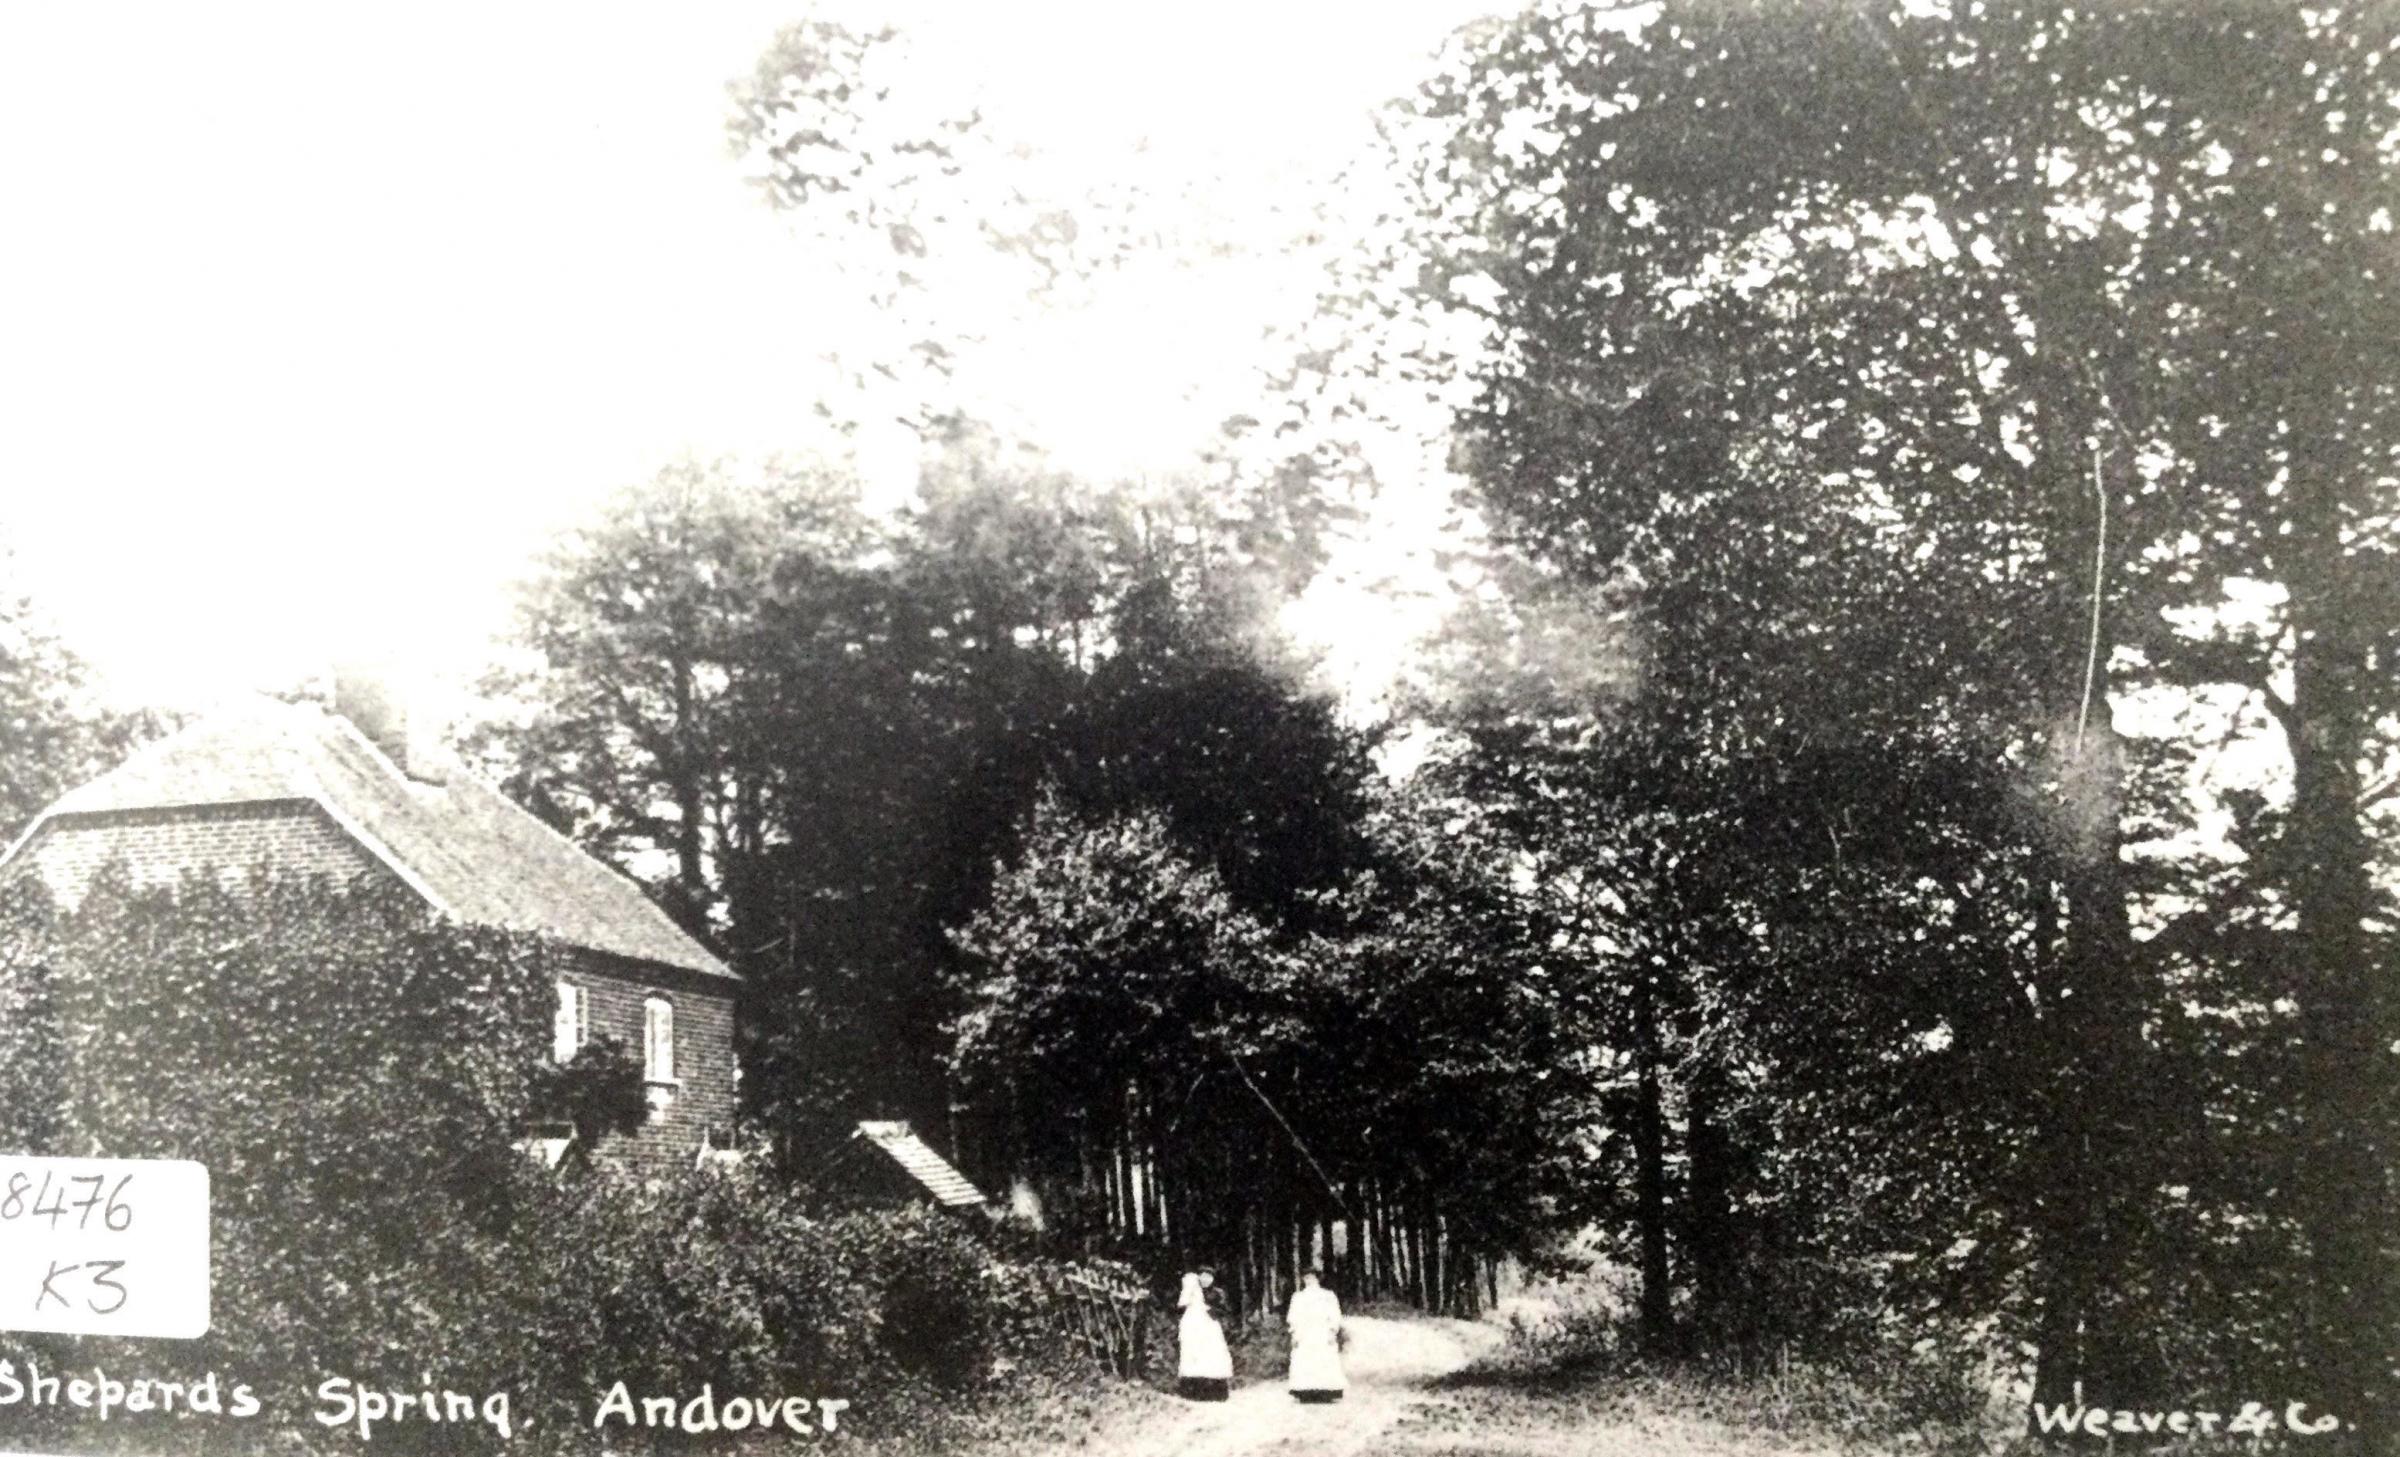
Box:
1, 2, 2395, 1453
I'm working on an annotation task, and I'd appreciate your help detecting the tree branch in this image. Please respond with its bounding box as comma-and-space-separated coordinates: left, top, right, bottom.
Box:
2254, 678, 2301, 745
2357, 770, 2400, 812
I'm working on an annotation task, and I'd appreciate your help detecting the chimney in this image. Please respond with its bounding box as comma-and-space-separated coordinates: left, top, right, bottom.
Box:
331, 663, 446, 783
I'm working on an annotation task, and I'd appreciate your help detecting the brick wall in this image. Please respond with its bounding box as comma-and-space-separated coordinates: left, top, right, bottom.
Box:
559, 953, 740, 1177
18, 803, 385, 905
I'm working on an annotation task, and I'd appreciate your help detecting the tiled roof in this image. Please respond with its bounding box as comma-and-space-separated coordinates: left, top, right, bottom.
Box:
3, 697, 732, 980
855, 1120, 988, 1208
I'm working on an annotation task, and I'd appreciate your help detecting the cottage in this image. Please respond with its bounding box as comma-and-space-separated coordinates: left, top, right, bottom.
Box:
0, 676, 739, 1174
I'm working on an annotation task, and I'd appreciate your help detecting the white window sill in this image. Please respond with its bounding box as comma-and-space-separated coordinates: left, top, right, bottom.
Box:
644, 1080, 680, 1121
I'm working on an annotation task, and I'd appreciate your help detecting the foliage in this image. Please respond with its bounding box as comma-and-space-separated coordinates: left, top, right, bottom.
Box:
454, 1, 2400, 1439
0, 563, 159, 842
725, 19, 1142, 436
949, 794, 1292, 1104
0, 875, 62, 1154
15, 872, 556, 1395
722, 8, 1364, 567
0, 871, 1116, 1455
528, 1035, 648, 1155
947, 784, 1579, 1315
478, 453, 1376, 1162
1351, 0, 2400, 1430
947, 793, 1296, 1282
518, 1165, 1007, 1404
491, 1180, 1108, 1452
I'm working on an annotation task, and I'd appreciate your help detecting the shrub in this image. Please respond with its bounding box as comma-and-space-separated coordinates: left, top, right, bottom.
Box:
497, 1170, 1078, 1448
0, 876, 62, 1152
0, 869, 1100, 1455
528, 1036, 648, 1156
519, 1163, 884, 1399
846, 1205, 1003, 1385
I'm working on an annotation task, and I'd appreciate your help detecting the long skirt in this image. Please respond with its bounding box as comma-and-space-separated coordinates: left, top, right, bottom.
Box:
1288, 1327, 1345, 1401
1178, 1309, 1231, 1401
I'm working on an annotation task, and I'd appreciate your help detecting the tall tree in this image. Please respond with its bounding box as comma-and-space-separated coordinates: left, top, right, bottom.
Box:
948, 780, 1578, 1317
0, 556, 154, 840
480, 450, 1379, 1162
1383, 0, 2397, 1424
727, 20, 1168, 441
478, 458, 884, 928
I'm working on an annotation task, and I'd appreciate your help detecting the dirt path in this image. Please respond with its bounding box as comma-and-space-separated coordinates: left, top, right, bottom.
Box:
1077, 1314, 1503, 1457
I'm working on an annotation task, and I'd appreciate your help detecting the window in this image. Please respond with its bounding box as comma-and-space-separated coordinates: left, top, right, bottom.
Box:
552, 982, 586, 1064
642, 996, 675, 1083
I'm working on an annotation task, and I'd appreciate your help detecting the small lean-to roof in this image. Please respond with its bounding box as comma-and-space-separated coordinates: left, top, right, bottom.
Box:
855, 1121, 989, 1208
2, 697, 733, 981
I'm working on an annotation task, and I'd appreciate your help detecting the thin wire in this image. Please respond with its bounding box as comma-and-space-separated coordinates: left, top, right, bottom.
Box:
1225, 1046, 1353, 1217
2074, 441, 2107, 756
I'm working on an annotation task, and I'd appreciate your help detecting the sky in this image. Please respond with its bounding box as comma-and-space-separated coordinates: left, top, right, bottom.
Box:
0, 1, 1501, 715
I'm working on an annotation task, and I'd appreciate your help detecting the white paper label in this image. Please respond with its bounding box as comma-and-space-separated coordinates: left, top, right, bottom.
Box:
0, 1156, 209, 1339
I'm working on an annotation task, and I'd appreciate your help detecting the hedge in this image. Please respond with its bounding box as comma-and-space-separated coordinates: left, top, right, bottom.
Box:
0, 871, 1089, 1455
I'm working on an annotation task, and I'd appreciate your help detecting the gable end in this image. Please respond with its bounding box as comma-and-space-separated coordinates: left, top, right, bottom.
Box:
8, 800, 391, 908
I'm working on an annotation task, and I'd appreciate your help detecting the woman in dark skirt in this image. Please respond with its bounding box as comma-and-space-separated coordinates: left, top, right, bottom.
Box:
1176, 1271, 1232, 1400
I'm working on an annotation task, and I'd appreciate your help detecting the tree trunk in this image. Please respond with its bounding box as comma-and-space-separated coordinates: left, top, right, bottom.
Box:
1344, 1188, 1365, 1294
1117, 1126, 1136, 1235
1371, 1183, 1392, 1298
1687, 1056, 1733, 1352
2034, 716, 2154, 1413
1271, 1192, 1292, 1316
2025, 873, 2090, 1422
1633, 976, 1675, 1348
2020, 406, 2155, 1422
1379, 1184, 1398, 1300
1406, 1205, 1426, 1308
1423, 1203, 1438, 1311
2283, 593, 2392, 1434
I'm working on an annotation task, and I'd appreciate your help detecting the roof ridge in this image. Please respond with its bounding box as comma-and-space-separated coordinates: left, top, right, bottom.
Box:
294, 708, 459, 918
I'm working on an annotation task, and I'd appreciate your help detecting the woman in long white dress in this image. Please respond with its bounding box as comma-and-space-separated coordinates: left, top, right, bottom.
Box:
1177, 1271, 1232, 1401
1286, 1268, 1346, 1402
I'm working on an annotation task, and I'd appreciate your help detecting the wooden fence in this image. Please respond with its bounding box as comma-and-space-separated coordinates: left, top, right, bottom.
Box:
1008, 1260, 1152, 1376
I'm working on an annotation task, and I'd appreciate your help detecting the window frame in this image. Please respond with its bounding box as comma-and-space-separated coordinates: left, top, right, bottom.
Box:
642, 995, 677, 1085
552, 980, 587, 1065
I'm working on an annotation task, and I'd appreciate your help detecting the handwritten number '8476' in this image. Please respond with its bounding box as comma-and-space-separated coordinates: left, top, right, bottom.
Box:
0, 1172, 134, 1231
